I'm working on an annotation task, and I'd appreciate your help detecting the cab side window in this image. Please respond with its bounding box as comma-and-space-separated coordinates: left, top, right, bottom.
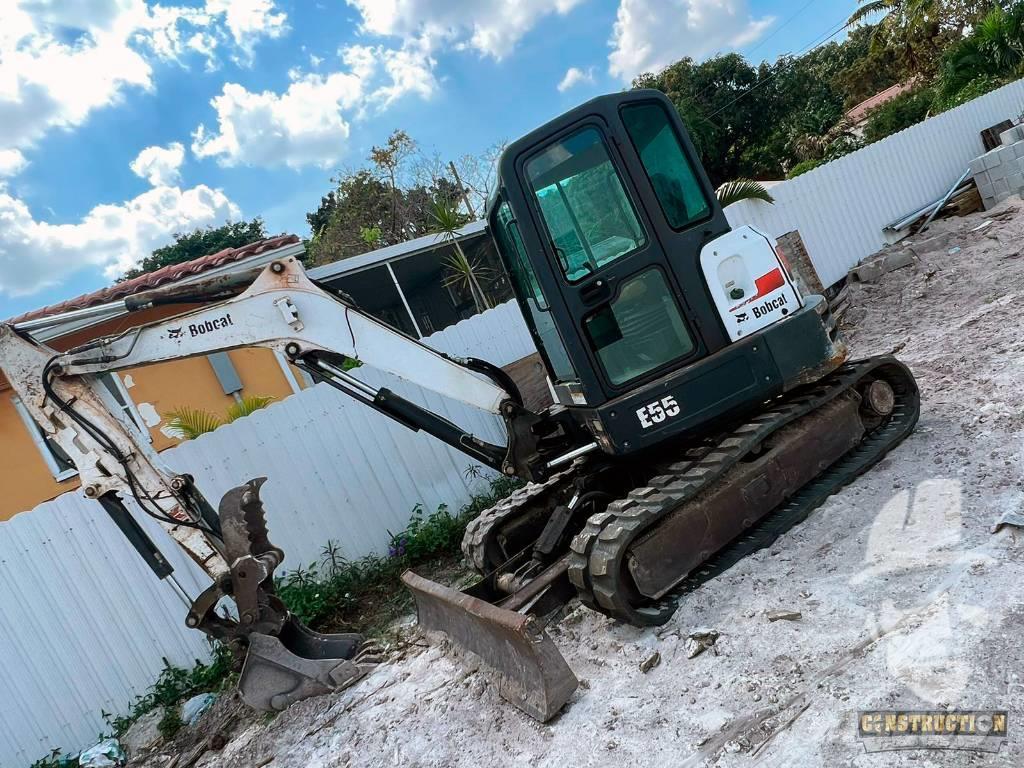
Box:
621, 102, 710, 230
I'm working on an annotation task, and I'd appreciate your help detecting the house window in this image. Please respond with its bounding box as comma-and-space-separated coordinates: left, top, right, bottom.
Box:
98, 373, 149, 441
12, 397, 77, 482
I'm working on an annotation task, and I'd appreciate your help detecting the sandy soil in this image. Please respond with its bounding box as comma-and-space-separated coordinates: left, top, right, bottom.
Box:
175, 201, 1024, 768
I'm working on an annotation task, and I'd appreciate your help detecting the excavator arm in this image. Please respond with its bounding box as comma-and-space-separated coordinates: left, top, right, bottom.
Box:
0, 255, 582, 712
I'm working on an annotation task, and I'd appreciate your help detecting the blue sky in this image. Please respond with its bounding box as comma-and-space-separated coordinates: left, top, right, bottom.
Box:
0, 0, 861, 320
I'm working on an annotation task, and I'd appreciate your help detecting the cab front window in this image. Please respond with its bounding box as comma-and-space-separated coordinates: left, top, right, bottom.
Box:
526, 127, 646, 283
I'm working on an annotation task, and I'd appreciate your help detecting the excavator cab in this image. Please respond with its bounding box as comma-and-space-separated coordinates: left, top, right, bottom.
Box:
488, 90, 846, 458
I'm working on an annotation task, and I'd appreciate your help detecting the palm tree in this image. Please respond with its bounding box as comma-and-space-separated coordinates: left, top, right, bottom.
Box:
430, 199, 494, 312
715, 179, 775, 207
165, 395, 275, 440
848, 0, 960, 74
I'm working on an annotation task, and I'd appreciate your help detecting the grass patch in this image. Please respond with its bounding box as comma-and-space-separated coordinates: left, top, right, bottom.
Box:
99, 642, 236, 738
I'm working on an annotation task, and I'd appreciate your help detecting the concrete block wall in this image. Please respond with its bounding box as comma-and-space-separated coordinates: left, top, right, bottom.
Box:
971, 135, 1024, 209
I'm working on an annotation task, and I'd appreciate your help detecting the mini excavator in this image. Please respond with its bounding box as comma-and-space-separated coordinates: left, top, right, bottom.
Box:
0, 91, 918, 720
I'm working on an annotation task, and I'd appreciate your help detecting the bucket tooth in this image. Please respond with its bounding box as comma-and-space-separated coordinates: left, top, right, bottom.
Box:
402, 570, 578, 722
238, 616, 380, 711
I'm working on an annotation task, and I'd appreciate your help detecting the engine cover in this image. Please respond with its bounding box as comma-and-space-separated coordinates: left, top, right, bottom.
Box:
700, 225, 803, 341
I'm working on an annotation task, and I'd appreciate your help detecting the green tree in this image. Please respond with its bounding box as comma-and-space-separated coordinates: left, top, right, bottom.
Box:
306, 133, 481, 268
935, 2, 1024, 107
862, 86, 936, 142
715, 180, 775, 207
119, 218, 267, 281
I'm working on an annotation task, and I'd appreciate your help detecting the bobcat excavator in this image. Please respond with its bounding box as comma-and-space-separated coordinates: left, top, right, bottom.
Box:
0, 91, 918, 722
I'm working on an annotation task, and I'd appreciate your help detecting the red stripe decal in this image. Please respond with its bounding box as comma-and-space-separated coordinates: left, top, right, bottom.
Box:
754, 268, 784, 297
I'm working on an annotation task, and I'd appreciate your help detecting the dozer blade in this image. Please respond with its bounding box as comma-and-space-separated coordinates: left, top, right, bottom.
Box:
238, 616, 384, 712
402, 570, 578, 722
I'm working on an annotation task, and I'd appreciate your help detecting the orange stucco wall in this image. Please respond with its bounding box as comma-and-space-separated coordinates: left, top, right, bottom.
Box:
0, 395, 82, 516
1, 304, 304, 520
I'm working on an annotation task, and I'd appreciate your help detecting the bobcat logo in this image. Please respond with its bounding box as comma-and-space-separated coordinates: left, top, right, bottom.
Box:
167, 327, 183, 340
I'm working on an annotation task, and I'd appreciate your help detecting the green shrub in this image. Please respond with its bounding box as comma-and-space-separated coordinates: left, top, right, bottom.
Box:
100, 642, 234, 737
157, 708, 184, 741
933, 74, 1011, 112
787, 158, 825, 178
29, 751, 75, 768
862, 87, 936, 143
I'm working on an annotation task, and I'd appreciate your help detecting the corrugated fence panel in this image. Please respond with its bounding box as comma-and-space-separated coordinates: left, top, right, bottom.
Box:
725, 77, 1024, 286
162, 375, 506, 568
0, 495, 210, 765
0, 300, 535, 765
422, 300, 536, 364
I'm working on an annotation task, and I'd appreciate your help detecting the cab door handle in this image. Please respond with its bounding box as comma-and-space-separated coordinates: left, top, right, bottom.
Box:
580, 278, 611, 305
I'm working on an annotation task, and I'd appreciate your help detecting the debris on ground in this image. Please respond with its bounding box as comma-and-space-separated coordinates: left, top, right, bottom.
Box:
683, 628, 721, 659
766, 610, 802, 622
180, 693, 217, 726
139, 196, 1024, 767
639, 651, 661, 673
78, 738, 125, 768
847, 247, 915, 283
121, 711, 162, 759
992, 509, 1024, 532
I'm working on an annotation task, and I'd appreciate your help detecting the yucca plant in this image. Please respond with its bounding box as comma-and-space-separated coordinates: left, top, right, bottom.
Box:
226, 395, 275, 422
164, 407, 224, 440
430, 198, 493, 312
715, 179, 775, 208
165, 395, 275, 440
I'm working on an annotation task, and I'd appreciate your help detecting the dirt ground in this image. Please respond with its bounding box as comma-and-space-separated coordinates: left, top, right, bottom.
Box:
151, 200, 1024, 767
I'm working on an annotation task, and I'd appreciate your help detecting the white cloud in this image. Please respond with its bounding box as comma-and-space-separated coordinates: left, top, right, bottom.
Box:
0, 183, 241, 296
191, 45, 436, 169
140, 0, 288, 67
0, 150, 28, 178
345, 0, 585, 59
0, 0, 289, 156
608, 0, 773, 82
375, 42, 437, 106
0, 1, 154, 152
205, 0, 288, 64
558, 66, 595, 92
140, 5, 219, 68
130, 142, 186, 186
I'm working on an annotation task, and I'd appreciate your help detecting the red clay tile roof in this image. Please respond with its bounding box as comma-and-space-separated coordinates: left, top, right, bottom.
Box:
8, 234, 301, 326
845, 81, 918, 125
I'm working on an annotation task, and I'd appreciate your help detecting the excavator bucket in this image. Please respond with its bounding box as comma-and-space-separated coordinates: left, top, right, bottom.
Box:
214, 479, 385, 712
402, 570, 578, 721
238, 617, 383, 711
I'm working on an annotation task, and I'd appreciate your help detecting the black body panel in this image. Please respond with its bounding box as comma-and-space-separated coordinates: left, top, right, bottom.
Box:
485, 89, 845, 470
583, 297, 845, 454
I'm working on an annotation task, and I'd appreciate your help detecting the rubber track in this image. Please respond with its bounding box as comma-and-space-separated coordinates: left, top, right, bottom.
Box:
461, 471, 571, 573
566, 356, 919, 626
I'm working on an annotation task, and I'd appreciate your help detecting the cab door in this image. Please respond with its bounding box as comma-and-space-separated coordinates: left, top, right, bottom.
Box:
518, 119, 704, 398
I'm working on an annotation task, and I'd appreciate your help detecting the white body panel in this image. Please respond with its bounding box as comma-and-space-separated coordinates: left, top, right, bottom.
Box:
699, 225, 802, 341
